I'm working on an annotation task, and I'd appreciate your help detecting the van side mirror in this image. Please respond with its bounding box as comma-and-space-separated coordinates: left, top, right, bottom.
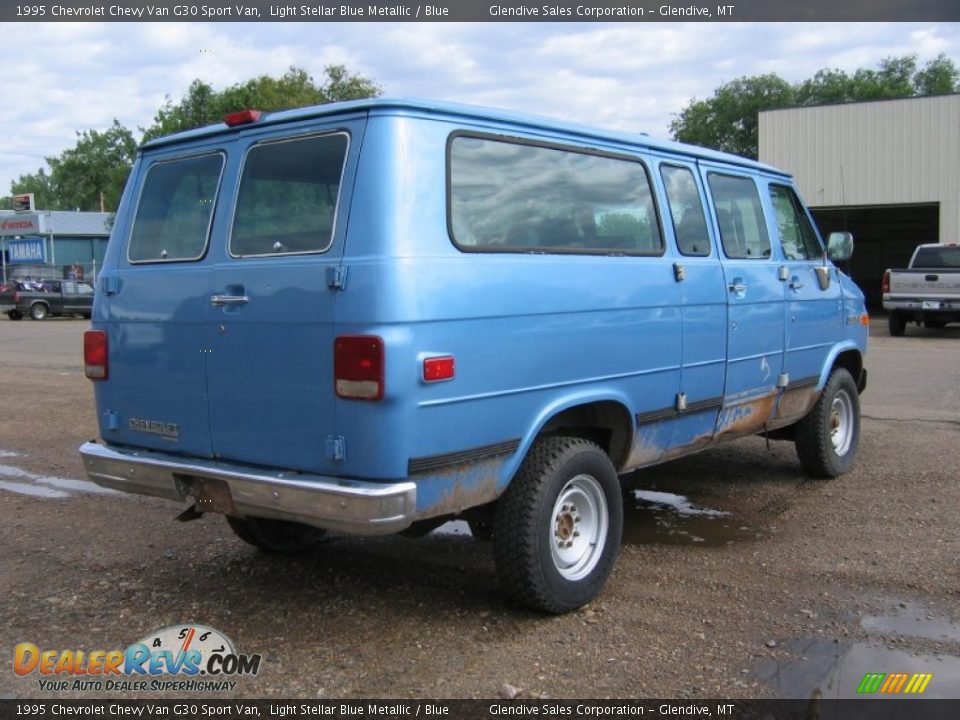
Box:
827, 231, 854, 262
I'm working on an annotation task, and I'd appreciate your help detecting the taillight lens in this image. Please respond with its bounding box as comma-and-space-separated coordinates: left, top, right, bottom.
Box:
881, 270, 890, 294
84, 330, 108, 380
334, 335, 384, 400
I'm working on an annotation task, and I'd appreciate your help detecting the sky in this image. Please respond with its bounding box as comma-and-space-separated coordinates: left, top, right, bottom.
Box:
2, 20, 959, 197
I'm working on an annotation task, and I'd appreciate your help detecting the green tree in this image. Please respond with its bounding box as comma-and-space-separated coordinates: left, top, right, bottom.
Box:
10, 168, 59, 210
671, 54, 960, 159
669, 74, 794, 158
9, 65, 381, 212
142, 65, 381, 142
10, 121, 136, 211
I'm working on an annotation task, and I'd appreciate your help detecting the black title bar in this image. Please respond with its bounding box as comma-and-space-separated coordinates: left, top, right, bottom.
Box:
2, 0, 958, 22
3, 700, 960, 720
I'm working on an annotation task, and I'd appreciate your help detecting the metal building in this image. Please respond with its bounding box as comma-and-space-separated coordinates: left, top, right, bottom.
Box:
0, 210, 111, 284
759, 94, 959, 305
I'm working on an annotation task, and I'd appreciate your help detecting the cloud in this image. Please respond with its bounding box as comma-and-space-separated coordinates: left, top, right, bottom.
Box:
1, 21, 958, 194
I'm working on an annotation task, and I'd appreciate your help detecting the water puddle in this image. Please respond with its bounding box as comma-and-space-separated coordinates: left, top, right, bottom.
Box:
0, 449, 22, 458
0, 463, 119, 497
862, 601, 960, 643
623, 489, 756, 547
759, 638, 960, 699
432, 520, 473, 537
760, 600, 960, 699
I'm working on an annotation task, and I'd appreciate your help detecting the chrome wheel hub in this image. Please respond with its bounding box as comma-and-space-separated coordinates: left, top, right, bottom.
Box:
549, 474, 608, 581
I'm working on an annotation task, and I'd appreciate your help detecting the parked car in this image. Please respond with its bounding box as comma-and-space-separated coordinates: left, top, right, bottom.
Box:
79, 99, 868, 612
882, 243, 960, 335
1, 279, 94, 320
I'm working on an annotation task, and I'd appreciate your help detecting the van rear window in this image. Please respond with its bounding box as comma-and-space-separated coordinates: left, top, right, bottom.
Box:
449, 135, 662, 255
128, 153, 224, 263
231, 133, 348, 257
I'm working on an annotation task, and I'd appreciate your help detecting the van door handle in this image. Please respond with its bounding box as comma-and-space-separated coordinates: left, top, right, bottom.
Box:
728, 279, 747, 296
210, 294, 249, 306
789, 276, 804, 290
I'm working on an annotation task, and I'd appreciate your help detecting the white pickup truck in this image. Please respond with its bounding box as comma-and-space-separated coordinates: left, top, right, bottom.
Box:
883, 243, 960, 336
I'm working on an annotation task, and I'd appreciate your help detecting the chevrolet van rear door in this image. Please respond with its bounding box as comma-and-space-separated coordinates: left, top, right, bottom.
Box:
93, 150, 225, 458
204, 118, 366, 474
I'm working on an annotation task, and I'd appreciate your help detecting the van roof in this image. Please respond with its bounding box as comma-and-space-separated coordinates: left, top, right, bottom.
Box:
141, 97, 786, 176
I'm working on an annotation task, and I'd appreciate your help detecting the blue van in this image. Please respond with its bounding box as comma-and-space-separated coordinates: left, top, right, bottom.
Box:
80, 99, 868, 613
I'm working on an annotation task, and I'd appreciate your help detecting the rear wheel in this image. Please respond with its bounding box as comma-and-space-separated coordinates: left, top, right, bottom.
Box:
29, 303, 48, 321
794, 368, 861, 478
493, 436, 622, 613
226, 515, 327, 554
888, 312, 906, 337
7, 310, 23, 321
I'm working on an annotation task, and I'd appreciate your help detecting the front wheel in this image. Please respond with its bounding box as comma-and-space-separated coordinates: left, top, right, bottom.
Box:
226, 515, 327, 554
493, 436, 622, 614
29, 303, 48, 321
794, 368, 861, 478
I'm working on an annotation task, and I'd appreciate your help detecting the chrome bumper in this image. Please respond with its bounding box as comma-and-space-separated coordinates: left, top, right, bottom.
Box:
79, 442, 416, 535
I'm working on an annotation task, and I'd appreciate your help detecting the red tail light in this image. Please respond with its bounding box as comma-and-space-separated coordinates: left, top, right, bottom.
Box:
84, 330, 108, 380
881, 270, 890, 294
12, 291, 19, 302
335, 335, 384, 400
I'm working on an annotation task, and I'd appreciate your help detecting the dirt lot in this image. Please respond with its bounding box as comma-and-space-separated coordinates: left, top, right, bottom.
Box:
1, 318, 958, 700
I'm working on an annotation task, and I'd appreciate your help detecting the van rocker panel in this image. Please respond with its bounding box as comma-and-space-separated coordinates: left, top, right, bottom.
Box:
80, 442, 416, 535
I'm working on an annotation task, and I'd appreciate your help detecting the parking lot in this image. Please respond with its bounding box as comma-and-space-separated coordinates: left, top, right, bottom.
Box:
1, 317, 958, 699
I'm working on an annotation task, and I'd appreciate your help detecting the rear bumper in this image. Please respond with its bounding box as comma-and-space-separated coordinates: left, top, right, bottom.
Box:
0, 304, 15, 313
79, 442, 416, 535
883, 297, 960, 314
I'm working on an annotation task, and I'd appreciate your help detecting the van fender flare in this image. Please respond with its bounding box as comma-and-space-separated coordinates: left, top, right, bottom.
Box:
817, 342, 863, 392
497, 390, 636, 492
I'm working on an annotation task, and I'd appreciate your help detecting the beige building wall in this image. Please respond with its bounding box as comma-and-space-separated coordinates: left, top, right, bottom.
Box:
759, 94, 960, 244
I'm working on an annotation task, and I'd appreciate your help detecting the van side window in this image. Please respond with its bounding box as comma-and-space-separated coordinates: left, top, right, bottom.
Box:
128, 153, 224, 263
660, 165, 711, 257
769, 184, 823, 260
231, 133, 348, 257
707, 173, 771, 260
449, 135, 662, 255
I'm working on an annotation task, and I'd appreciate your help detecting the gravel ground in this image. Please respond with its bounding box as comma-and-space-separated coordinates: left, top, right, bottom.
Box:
1, 318, 958, 700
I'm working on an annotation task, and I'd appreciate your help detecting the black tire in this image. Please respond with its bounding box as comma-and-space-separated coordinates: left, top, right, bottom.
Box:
7, 310, 23, 321
794, 368, 861, 479
29, 303, 48, 321
493, 436, 622, 614
225, 515, 326, 554
888, 312, 906, 337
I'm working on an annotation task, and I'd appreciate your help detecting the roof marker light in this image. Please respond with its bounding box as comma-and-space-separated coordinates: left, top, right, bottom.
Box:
223, 110, 262, 127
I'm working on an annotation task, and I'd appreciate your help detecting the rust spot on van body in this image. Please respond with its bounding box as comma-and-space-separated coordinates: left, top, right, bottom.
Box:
776, 387, 819, 420
716, 393, 778, 438
414, 457, 504, 519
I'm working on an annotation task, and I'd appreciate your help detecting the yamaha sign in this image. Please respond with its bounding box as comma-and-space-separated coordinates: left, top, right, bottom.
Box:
8, 239, 46, 264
